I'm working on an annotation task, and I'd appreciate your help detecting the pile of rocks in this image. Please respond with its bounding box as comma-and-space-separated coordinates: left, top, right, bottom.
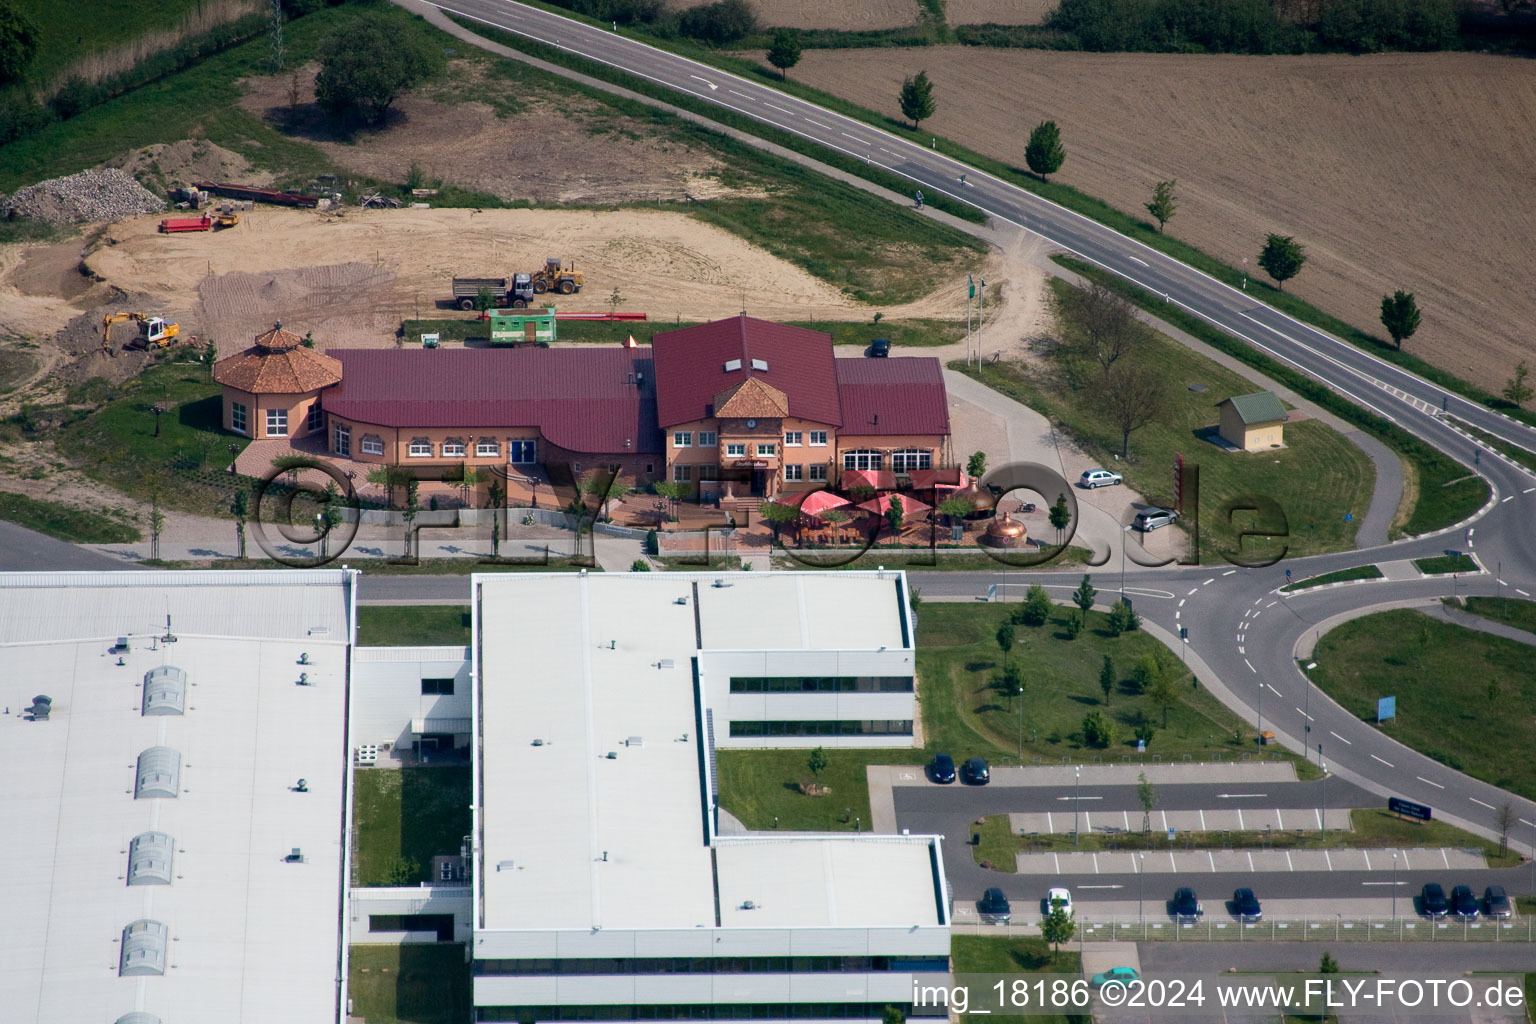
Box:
1, 168, 165, 225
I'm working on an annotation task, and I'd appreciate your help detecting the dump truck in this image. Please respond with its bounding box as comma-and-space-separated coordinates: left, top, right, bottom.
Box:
158, 212, 239, 233
451, 273, 535, 311
102, 313, 181, 356
528, 257, 583, 295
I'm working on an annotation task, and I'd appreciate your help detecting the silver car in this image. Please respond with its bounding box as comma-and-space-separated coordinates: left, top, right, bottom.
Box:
1079, 468, 1123, 489
1133, 507, 1178, 532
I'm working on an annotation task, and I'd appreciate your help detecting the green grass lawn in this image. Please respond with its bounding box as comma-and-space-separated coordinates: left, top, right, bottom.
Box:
973, 809, 1521, 871
954, 284, 1375, 563
348, 945, 472, 1024
1280, 565, 1382, 592
10, 0, 223, 85
352, 766, 472, 887
949, 936, 1086, 1024
0, 488, 141, 543
1458, 597, 1536, 635
1311, 609, 1536, 799
1414, 553, 1478, 575
771, 548, 1093, 571
357, 606, 470, 647
719, 602, 1306, 830
1448, 418, 1536, 475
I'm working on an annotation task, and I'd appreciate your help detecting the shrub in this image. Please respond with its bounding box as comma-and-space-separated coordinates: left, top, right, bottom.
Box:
645, 528, 659, 555
1019, 583, 1053, 626
676, 0, 758, 43
1129, 653, 1160, 693
1082, 709, 1117, 748
630, 558, 651, 572
315, 16, 445, 124
0, 1, 40, 84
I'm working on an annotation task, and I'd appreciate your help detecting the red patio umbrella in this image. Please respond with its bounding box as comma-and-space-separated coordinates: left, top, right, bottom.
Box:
857, 493, 931, 516
797, 490, 851, 516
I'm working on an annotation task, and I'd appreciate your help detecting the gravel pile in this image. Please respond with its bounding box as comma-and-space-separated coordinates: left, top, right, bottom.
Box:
1, 168, 165, 225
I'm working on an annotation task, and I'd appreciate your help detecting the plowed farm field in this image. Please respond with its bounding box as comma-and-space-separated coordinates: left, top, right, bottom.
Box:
791, 48, 1536, 392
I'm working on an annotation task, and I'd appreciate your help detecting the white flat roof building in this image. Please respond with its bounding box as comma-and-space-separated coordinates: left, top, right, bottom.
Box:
0, 570, 356, 1024
472, 571, 946, 1023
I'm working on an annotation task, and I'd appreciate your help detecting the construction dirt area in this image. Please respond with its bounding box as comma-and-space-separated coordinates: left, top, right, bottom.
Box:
0, 205, 1037, 400
790, 48, 1536, 393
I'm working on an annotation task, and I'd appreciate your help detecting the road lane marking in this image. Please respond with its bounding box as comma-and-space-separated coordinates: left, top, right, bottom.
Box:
1371, 754, 1394, 767
1416, 776, 1444, 789
1330, 731, 1352, 745
803, 117, 830, 129
1237, 646, 1244, 654
1178, 598, 1186, 607
1525, 487, 1536, 494
1128, 255, 1148, 267
1245, 659, 1256, 673
1208, 851, 1216, 871
1188, 588, 1199, 596
1217, 794, 1268, 799
728, 88, 751, 98
1266, 683, 1283, 696
840, 132, 861, 140
1521, 818, 1536, 829
1470, 797, 1496, 810
689, 74, 718, 91
1204, 578, 1215, 585
1266, 601, 1277, 608
1223, 569, 1237, 576
764, 101, 794, 114
1078, 884, 1122, 889
1502, 496, 1514, 503
1285, 850, 1294, 871
1296, 707, 1312, 721
1056, 795, 1103, 800
1519, 590, 1531, 597
1362, 881, 1406, 886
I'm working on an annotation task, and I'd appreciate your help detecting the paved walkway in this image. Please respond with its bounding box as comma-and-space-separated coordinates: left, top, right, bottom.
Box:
1419, 603, 1536, 646
1014, 846, 1486, 875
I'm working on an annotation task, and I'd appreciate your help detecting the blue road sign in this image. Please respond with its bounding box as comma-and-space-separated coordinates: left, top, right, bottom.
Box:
1378, 696, 1396, 722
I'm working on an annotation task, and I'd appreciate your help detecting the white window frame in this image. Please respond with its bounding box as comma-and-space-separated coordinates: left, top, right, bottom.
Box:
673, 431, 693, 448
673, 463, 693, 482
726, 443, 746, 457
697, 430, 717, 446
509, 439, 537, 464
757, 443, 776, 457
265, 408, 288, 438
230, 402, 247, 435
843, 449, 884, 471
809, 430, 828, 447
476, 439, 500, 458
891, 449, 932, 472
442, 439, 467, 458
409, 438, 433, 458
784, 431, 802, 447
784, 464, 803, 481
360, 435, 385, 456
809, 463, 828, 482
334, 423, 351, 457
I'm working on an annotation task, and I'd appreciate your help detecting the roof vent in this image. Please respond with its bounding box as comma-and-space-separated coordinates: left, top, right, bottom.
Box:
141, 666, 187, 716
712, 578, 730, 588
116, 1014, 163, 1024
751, 358, 768, 371
658, 659, 675, 669
135, 747, 181, 800
110, 637, 131, 654
127, 832, 174, 886
626, 736, 644, 747
27, 695, 52, 720
741, 900, 757, 910
605, 751, 618, 759
531, 738, 545, 746
119, 920, 168, 976
724, 359, 742, 372
285, 848, 304, 863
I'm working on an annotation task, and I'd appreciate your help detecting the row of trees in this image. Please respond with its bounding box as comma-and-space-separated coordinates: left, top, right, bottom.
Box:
1048, 279, 1168, 460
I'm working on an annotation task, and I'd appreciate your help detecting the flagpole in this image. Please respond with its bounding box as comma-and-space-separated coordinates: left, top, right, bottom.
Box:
977, 278, 984, 367
966, 274, 974, 365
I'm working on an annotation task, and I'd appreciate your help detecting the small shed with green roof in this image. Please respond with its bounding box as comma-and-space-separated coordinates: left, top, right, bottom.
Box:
1216, 390, 1287, 450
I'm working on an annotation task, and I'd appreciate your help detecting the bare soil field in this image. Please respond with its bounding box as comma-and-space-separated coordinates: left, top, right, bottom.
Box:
792, 48, 1536, 392
669, 0, 920, 30
946, 0, 1056, 25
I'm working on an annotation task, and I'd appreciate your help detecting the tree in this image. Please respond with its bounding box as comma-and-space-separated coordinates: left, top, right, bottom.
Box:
1072, 573, 1097, 623
608, 287, 627, 318
1319, 950, 1340, 974
451, 463, 483, 508
677, 0, 757, 43
1145, 179, 1178, 233
1052, 281, 1141, 379
1048, 493, 1070, 544
1099, 655, 1115, 705
883, 494, 905, 541
1496, 801, 1515, 854
1134, 719, 1156, 749
807, 746, 828, 777
491, 505, 501, 557
578, 470, 630, 519
1137, 771, 1158, 833
909, 585, 923, 614
1379, 290, 1420, 350
882, 1006, 905, 1024
0, 2, 41, 85
760, 499, 800, 543
1503, 361, 1533, 409
316, 481, 342, 557
966, 450, 987, 478
821, 506, 849, 544
766, 29, 801, 80
474, 285, 495, 315
1041, 900, 1075, 955
1258, 233, 1307, 290
1102, 360, 1168, 459
149, 494, 165, 562
1108, 598, 1141, 634
1021, 583, 1053, 627
1082, 709, 1116, 748
1130, 653, 1160, 694
230, 488, 249, 560
314, 18, 444, 125
898, 71, 935, 129
401, 480, 421, 558
1024, 120, 1065, 181
996, 620, 1016, 659
485, 477, 505, 510
1063, 615, 1083, 640
367, 463, 411, 509
937, 494, 975, 523
652, 479, 687, 520
1146, 670, 1180, 728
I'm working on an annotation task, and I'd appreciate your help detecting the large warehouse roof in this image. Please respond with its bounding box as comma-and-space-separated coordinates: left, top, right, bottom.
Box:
474, 571, 936, 936
0, 571, 353, 1024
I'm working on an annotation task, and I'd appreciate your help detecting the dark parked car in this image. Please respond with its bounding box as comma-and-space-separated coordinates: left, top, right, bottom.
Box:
1420, 883, 1449, 918
1450, 885, 1479, 919
1171, 887, 1203, 921
868, 337, 890, 358
1232, 888, 1262, 922
1485, 885, 1513, 919
930, 753, 956, 784
978, 887, 1011, 924
962, 757, 990, 784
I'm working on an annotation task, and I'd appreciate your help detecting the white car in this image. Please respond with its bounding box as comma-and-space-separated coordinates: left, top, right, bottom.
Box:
1079, 469, 1123, 489
1045, 887, 1073, 918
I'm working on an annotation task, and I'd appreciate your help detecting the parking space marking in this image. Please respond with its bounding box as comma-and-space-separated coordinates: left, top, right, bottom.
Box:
1285, 850, 1294, 871
1363, 850, 1372, 870
1053, 852, 1060, 873
1204, 579, 1215, 585
1247, 851, 1254, 871
1371, 754, 1394, 767
1236, 809, 1243, 829
1442, 849, 1450, 868
1198, 809, 1206, 830
1092, 853, 1099, 874
1208, 851, 1216, 871
1275, 809, 1283, 829
1223, 570, 1236, 576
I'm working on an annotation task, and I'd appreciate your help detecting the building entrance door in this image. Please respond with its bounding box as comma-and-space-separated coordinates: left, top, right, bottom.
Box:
751, 470, 766, 497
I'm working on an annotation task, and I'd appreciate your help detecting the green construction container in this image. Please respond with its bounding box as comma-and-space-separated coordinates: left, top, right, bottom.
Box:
489, 307, 558, 346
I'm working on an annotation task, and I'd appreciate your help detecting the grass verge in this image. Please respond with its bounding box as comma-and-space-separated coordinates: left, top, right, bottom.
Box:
1052, 255, 1490, 538
1455, 597, 1536, 635
353, 766, 471, 887
1448, 417, 1536, 475
973, 809, 1522, 871
1414, 553, 1477, 575
718, 602, 1310, 830
950, 936, 1085, 1024
1311, 609, 1536, 799
772, 547, 1093, 571
399, 316, 966, 348
1280, 565, 1382, 593
0, 488, 141, 543
135, 555, 594, 573
348, 944, 472, 1024
357, 606, 470, 647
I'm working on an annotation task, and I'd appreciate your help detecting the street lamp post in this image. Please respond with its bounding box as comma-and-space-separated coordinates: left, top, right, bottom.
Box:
1256, 679, 1263, 746
150, 404, 163, 438
1138, 852, 1145, 924
1392, 851, 1398, 921
1015, 683, 1024, 759
227, 442, 240, 475
1319, 750, 1327, 833
1120, 525, 1130, 597
1074, 766, 1081, 846
1304, 662, 1317, 763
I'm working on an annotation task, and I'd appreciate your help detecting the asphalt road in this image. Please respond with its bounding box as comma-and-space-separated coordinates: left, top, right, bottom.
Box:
0, 521, 150, 572
894, 779, 1376, 816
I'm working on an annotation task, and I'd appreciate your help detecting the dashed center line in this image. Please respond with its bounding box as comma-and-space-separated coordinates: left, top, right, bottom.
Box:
1203, 578, 1215, 585
1265, 683, 1282, 697
1329, 731, 1352, 745
1416, 776, 1444, 789
803, 117, 830, 129
1223, 570, 1237, 576
1244, 659, 1256, 673
763, 101, 794, 115
1470, 797, 1496, 810
1370, 754, 1395, 767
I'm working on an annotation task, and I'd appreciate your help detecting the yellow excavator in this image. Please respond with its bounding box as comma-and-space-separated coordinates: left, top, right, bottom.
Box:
102, 312, 181, 356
